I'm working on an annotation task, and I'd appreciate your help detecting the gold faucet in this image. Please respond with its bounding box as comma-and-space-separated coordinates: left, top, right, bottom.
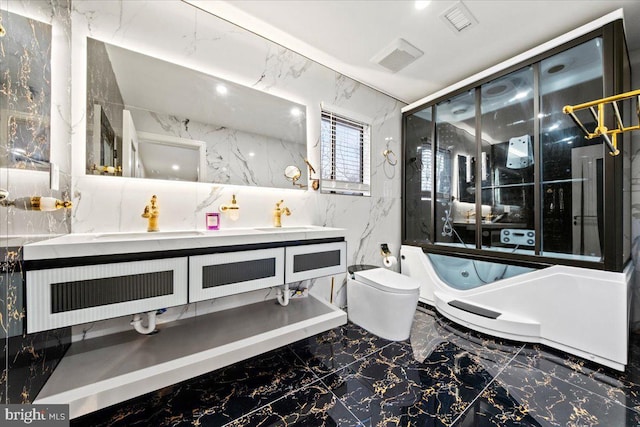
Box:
141, 195, 159, 232
273, 200, 291, 227
466, 209, 476, 221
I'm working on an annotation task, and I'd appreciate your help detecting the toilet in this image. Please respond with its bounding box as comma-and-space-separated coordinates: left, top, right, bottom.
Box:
347, 265, 421, 341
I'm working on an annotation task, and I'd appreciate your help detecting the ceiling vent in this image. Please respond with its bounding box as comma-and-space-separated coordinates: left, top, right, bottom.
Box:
441, 1, 478, 34
371, 38, 424, 73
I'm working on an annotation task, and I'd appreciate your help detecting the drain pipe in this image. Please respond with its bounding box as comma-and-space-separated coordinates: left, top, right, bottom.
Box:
277, 283, 290, 306
131, 310, 157, 334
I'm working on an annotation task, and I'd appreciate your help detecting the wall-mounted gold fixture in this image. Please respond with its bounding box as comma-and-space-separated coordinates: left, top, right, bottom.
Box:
0, 190, 72, 211
273, 200, 291, 227
304, 159, 319, 190
383, 149, 397, 166
563, 88, 640, 156
141, 195, 159, 232
284, 165, 304, 188
383, 137, 397, 166
220, 194, 240, 221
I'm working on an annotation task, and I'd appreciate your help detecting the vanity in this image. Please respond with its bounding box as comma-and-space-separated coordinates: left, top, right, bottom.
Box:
24, 226, 347, 418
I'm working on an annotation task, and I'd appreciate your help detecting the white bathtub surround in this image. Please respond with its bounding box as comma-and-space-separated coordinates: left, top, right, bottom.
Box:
401, 245, 632, 371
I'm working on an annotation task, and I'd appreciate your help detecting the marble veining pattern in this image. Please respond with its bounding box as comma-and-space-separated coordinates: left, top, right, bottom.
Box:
1, 248, 71, 404
71, 306, 640, 426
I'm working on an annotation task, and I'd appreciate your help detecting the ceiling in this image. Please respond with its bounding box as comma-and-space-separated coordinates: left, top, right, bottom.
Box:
188, 0, 640, 105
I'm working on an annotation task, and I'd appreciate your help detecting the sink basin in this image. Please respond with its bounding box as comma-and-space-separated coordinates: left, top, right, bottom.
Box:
254, 226, 316, 232
94, 230, 205, 240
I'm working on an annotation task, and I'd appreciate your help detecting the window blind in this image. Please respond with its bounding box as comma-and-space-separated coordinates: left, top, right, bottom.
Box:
320, 110, 371, 195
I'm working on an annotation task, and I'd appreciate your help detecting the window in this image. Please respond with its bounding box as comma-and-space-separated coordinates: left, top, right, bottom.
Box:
320, 109, 371, 196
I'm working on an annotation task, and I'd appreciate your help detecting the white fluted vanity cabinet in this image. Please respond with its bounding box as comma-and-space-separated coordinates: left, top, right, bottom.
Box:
285, 242, 347, 282
23, 226, 347, 333
189, 248, 285, 302
27, 258, 188, 333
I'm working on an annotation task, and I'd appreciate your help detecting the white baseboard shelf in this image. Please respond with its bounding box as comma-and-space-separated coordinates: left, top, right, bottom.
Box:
35, 296, 346, 419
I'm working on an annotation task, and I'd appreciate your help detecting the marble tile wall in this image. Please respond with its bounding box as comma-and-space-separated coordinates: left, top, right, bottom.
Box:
0, 0, 72, 404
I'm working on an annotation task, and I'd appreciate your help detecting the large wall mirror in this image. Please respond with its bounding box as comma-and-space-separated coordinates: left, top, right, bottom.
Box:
86, 38, 308, 189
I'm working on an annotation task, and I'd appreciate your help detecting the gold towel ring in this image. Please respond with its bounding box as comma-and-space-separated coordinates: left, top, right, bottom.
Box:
383, 149, 397, 166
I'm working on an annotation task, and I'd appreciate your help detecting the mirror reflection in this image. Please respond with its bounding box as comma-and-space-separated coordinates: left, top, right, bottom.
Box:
86, 38, 307, 188
0, 11, 51, 171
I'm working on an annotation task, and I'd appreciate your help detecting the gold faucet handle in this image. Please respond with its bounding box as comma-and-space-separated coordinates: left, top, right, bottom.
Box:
276, 200, 284, 208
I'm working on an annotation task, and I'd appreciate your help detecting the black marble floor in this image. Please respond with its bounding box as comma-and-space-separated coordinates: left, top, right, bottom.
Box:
72, 306, 640, 426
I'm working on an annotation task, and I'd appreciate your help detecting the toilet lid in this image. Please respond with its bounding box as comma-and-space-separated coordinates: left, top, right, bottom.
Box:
353, 268, 421, 294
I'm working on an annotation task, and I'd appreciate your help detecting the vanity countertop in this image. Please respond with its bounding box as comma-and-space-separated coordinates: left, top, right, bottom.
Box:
23, 226, 346, 261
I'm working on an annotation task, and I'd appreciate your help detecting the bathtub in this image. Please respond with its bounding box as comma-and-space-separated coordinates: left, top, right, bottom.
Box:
401, 245, 633, 371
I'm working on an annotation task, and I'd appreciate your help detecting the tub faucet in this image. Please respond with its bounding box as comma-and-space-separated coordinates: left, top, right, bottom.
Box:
142, 195, 159, 232
273, 200, 291, 227
466, 209, 476, 220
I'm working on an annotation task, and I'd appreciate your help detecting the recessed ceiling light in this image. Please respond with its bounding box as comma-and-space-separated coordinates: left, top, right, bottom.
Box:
216, 84, 228, 95
547, 64, 565, 74
172, 164, 180, 170
415, 1, 431, 10
485, 84, 508, 96
290, 107, 301, 117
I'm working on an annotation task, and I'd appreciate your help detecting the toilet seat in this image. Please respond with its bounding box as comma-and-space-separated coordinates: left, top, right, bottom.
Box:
353, 268, 420, 294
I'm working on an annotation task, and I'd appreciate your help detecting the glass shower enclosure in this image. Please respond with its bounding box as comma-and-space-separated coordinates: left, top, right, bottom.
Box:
403, 20, 631, 272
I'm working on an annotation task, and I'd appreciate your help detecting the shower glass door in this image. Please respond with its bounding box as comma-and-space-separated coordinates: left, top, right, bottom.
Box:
539, 38, 603, 261
404, 106, 433, 244
434, 90, 476, 248
480, 67, 535, 253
